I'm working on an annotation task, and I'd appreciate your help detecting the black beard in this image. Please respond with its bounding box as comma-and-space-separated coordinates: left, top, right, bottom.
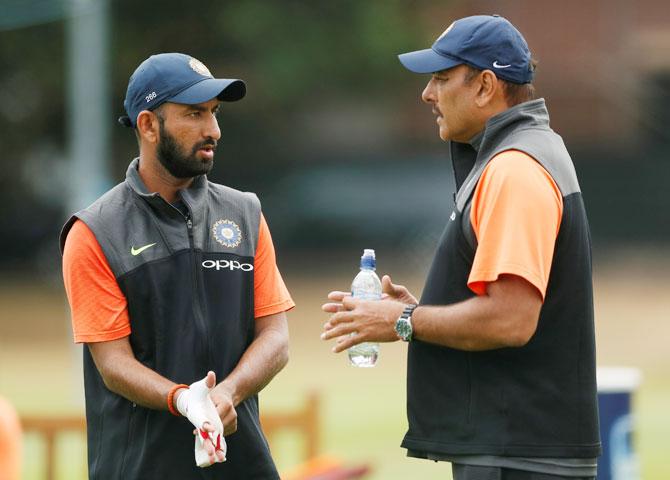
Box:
156, 121, 216, 179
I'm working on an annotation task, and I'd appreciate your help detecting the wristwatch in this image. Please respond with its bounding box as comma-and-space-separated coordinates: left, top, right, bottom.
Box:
395, 304, 417, 342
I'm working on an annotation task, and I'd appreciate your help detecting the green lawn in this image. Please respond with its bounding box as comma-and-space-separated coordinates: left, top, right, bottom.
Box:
1, 253, 669, 479
6, 340, 669, 480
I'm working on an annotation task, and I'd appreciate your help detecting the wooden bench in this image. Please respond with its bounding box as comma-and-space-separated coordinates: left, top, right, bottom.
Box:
260, 392, 320, 461
20, 416, 86, 480
21, 393, 320, 480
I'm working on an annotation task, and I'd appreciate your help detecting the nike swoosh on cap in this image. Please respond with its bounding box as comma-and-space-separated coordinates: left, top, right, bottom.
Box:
131, 243, 157, 256
492, 61, 512, 68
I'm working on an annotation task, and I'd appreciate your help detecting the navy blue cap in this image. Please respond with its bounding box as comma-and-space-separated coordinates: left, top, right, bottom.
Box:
120, 53, 246, 127
398, 15, 533, 84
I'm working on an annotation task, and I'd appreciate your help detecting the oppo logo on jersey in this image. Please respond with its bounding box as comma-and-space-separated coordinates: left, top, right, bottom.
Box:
202, 259, 254, 271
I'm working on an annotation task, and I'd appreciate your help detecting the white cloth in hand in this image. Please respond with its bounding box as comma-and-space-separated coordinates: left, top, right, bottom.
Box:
194, 427, 225, 467
176, 376, 226, 467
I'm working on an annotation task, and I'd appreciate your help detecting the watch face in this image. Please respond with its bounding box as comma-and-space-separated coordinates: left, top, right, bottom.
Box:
396, 317, 412, 341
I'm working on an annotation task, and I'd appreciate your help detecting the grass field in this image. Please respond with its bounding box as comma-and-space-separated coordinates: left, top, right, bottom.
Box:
1, 247, 669, 479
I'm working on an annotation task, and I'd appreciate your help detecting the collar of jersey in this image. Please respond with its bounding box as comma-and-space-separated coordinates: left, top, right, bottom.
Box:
125, 157, 208, 214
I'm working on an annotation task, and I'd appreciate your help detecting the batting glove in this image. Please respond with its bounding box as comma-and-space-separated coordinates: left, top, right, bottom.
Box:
176, 375, 227, 467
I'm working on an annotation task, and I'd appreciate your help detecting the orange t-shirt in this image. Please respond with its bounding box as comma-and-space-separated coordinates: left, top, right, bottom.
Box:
62, 214, 294, 343
467, 150, 563, 300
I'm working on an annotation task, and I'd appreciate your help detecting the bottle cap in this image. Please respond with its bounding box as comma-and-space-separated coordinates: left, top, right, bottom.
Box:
360, 249, 376, 269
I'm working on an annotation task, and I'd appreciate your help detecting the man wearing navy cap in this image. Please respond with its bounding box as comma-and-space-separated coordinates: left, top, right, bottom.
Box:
323, 15, 600, 479
61, 53, 294, 478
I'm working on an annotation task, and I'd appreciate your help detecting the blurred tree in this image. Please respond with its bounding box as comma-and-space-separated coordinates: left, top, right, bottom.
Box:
1, 0, 667, 272
0, 0, 440, 270
0, 3, 67, 272
110, 0, 437, 180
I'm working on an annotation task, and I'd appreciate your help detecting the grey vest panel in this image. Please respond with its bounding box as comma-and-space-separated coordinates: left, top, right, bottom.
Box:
452, 99, 581, 251
199, 182, 261, 256
455, 99, 581, 214
60, 159, 261, 278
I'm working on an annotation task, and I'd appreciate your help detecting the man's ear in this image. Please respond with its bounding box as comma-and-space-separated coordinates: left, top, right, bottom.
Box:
136, 110, 160, 144
475, 70, 499, 108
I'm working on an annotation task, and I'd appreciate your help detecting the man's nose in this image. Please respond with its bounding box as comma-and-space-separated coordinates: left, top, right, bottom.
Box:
421, 78, 436, 104
204, 114, 221, 141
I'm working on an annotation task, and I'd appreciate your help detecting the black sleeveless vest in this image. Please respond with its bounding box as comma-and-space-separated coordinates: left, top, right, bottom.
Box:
60, 159, 279, 479
401, 100, 601, 459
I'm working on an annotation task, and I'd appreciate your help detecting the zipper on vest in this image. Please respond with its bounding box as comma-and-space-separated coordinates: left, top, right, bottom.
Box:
184, 210, 211, 367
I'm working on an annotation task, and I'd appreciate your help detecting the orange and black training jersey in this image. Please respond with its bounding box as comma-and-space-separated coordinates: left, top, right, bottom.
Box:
60, 158, 292, 480
403, 99, 600, 460
63, 214, 293, 344
468, 149, 563, 300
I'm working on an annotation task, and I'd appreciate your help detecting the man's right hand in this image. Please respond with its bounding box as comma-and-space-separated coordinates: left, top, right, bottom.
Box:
175, 371, 226, 466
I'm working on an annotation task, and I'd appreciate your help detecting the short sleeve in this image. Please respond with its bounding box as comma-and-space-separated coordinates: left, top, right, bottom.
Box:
62, 220, 131, 343
468, 150, 563, 300
253, 214, 295, 318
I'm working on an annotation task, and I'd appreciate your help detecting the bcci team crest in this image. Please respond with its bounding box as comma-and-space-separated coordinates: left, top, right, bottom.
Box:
212, 219, 242, 248
189, 57, 213, 78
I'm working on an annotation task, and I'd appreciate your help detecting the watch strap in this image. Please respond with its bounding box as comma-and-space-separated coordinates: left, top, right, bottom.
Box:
401, 303, 417, 319
396, 303, 417, 341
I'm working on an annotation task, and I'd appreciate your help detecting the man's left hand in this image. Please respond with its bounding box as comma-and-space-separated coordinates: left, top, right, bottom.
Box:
210, 383, 238, 436
321, 296, 405, 353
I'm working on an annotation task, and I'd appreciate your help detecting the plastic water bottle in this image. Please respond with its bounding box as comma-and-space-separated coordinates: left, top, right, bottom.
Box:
348, 249, 382, 367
